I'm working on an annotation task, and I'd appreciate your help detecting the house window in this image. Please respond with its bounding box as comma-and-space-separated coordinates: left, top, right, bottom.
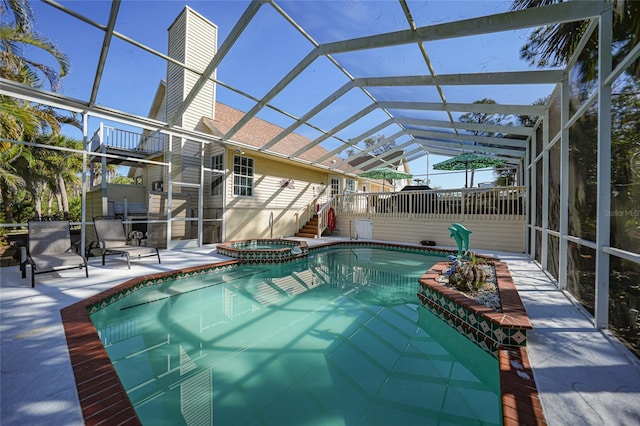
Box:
152, 180, 164, 192
211, 154, 224, 172
233, 155, 254, 197
345, 178, 356, 193
211, 175, 223, 196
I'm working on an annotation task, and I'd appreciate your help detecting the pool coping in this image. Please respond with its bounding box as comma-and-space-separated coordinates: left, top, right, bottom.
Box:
416, 260, 544, 425
216, 239, 309, 262
418, 261, 532, 354
61, 243, 545, 425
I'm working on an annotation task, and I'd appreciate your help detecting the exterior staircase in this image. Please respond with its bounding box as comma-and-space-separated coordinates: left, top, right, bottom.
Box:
295, 214, 319, 238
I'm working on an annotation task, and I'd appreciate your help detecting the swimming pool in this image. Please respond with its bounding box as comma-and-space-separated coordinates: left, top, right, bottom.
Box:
89, 246, 501, 425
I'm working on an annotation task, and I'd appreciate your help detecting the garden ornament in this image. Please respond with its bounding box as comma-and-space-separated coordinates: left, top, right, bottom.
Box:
452, 223, 472, 254
448, 226, 464, 256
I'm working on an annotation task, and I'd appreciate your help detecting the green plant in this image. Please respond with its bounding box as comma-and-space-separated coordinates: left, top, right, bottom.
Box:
0, 213, 7, 246
446, 252, 489, 293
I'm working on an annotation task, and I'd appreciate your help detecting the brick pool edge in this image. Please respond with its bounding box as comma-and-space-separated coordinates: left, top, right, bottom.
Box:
418, 260, 546, 425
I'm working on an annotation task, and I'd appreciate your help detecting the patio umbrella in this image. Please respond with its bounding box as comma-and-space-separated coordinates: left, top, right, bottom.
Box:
432, 152, 505, 188
358, 166, 412, 191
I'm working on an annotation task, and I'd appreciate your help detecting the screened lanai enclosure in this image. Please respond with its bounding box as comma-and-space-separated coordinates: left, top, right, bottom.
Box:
1, 0, 639, 355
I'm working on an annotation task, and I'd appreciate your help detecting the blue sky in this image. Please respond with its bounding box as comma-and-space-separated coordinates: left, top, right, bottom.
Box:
26, 0, 554, 189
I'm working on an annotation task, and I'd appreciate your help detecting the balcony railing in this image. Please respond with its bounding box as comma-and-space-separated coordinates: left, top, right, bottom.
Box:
90, 125, 165, 155
339, 186, 526, 220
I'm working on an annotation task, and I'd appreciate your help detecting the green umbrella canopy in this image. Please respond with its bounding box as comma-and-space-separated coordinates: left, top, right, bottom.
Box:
432, 152, 505, 188
358, 166, 413, 180
357, 166, 413, 190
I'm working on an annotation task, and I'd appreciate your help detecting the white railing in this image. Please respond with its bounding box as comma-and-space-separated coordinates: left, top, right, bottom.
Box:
90, 125, 165, 154
339, 186, 526, 220
316, 195, 338, 237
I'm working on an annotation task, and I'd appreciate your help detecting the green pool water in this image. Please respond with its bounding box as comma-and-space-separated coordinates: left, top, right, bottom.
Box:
90, 246, 501, 425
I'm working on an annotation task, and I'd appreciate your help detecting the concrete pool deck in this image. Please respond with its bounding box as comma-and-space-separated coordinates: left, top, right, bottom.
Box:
1, 237, 639, 425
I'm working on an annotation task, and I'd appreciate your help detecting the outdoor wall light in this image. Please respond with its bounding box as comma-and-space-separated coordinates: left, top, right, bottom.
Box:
234, 147, 245, 155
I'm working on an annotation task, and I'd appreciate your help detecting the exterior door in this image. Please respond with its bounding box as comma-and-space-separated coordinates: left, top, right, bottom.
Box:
329, 177, 341, 197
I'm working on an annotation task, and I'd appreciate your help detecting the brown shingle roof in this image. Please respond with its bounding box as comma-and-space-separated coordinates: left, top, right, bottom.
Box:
204, 102, 347, 170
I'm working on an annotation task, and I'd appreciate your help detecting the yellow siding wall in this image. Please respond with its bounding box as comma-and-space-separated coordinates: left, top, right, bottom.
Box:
167, 11, 186, 128
335, 215, 526, 253
145, 165, 164, 193
83, 185, 148, 247
224, 152, 328, 241
182, 8, 216, 131
107, 184, 146, 203
148, 193, 193, 248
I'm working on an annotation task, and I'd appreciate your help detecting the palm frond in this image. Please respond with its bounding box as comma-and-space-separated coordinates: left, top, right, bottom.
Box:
0, 0, 34, 33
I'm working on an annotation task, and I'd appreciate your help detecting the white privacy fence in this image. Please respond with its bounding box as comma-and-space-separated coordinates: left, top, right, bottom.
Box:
338, 187, 527, 220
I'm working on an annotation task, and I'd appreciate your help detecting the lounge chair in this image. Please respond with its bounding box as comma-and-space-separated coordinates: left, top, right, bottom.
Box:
21, 220, 88, 287
93, 218, 160, 268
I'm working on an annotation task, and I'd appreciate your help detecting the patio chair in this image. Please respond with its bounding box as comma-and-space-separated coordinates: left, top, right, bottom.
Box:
93, 218, 160, 268
21, 220, 88, 287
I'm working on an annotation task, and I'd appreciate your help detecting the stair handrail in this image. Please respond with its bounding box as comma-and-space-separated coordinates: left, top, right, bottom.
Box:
295, 197, 318, 232
316, 194, 338, 238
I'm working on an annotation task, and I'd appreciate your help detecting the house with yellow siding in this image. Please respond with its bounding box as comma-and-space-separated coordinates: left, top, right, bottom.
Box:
85, 6, 410, 249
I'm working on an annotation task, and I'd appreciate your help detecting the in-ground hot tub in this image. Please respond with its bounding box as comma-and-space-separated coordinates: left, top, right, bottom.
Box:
216, 239, 309, 263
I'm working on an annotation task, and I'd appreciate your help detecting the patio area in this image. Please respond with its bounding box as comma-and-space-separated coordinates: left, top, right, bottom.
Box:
1, 238, 639, 425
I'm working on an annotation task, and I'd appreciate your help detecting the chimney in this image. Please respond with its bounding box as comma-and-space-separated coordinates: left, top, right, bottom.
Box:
166, 6, 217, 131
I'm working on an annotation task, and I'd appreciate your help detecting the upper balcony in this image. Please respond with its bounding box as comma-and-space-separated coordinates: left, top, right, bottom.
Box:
90, 125, 165, 165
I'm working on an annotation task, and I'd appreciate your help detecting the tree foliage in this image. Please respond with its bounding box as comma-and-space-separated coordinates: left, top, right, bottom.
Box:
0, 0, 79, 223
459, 99, 511, 187
345, 134, 396, 159
510, 0, 640, 82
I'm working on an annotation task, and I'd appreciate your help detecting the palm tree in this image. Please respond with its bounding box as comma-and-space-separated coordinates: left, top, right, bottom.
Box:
0, 0, 70, 89
32, 135, 82, 219
510, 0, 640, 81
0, 0, 34, 33
0, 0, 74, 222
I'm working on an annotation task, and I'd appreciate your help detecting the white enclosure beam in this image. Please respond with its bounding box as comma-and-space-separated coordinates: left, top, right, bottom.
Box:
314, 119, 396, 164
378, 101, 545, 116
261, 81, 354, 151
318, 1, 602, 55
89, 0, 120, 107
344, 140, 416, 172
415, 139, 524, 158
332, 131, 408, 169
397, 117, 535, 136
289, 104, 378, 158
355, 70, 564, 87
411, 129, 527, 149
223, 49, 319, 141
595, 6, 613, 329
